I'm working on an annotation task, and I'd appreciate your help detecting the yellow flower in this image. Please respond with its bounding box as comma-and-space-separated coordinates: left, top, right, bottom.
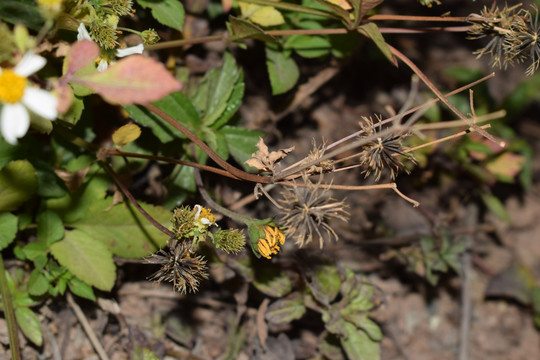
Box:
257, 226, 285, 259
193, 204, 216, 232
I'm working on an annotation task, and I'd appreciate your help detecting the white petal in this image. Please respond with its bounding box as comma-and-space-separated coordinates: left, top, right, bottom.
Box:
97, 59, 110, 72
77, 23, 92, 41
15, 52, 46, 77
200, 218, 210, 225
116, 44, 144, 58
1, 104, 30, 145
22, 87, 58, 120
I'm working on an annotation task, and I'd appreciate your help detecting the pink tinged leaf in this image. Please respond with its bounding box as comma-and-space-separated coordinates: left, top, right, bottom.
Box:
486, 152, 526, 179
222, 0, 233, 12
55, 83, 73, 114
66, 40, 100, 77
73, 55, 183, 105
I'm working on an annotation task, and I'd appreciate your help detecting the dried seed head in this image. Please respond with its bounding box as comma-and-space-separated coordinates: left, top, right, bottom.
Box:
503, 7, 540, 75
302, 139, 334, 176
358, 116, 415, 181
146, 239, 208, 294
277, 176, 349, 248
468, 4, 540, 74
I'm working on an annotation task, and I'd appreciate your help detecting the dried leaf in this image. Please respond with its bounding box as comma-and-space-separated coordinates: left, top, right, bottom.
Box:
245, 137, 294, 174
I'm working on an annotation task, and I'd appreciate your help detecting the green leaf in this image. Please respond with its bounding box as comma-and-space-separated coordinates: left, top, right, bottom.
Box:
0, 160, 37, 211
253, 265, 292, 297
69, 201, 170, 258
203, 127, 229, 160
284, 35, 331, 58
228, 16, 277, 43
308, 264, 341, 305
28, 269, 50, 296
357, 22, 395, 65
45, 165, 109, 223
125, 92, 201, 143
265, 46, 299, 95
15, 307, 43, 346
190, 52, 243, 127
68, 277, 96, 301
319, 333, 344, 360
265, 296, 307, 324
481, 192, 511, 222
0, 0, 43, 31
341, 321, 381, 360
50, 230, 116, 291
221, 126, 264, 170
22, 241, 48, 261
59, 95, 85, 125
345, 315, 382, 341
37, 210, 64, 246
0, 212, 17, 251
136, 0, 185, 31
34, 160, 69, 198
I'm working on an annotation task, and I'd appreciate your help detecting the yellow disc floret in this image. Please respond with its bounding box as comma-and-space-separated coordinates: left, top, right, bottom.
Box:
0, 69, 27, 104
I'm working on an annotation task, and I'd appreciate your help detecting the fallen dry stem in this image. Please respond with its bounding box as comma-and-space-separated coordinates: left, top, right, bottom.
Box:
404, 124, 492, 153
388, 44, 505, 147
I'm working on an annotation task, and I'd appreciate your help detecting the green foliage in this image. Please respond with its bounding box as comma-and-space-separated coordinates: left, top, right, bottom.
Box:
0, 160, 37, 211
51, 230, 116, 291
265, 46, 300, 95
0, 0, 537, 357
0, 212, 17, 251
246, 256, 382, 359
383, 232, 466, 286
0, 0, 43, 30
136, 0, 185, 31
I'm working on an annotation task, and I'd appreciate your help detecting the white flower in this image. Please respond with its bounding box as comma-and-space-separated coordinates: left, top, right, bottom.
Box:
0, 53, 58, 145
77, 23, 144, 71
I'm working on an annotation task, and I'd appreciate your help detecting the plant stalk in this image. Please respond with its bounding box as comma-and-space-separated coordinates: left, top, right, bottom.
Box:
0, 254, 21, 360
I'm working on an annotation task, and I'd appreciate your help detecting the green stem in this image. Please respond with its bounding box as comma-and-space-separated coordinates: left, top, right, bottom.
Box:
117, 27, 141, 35
0, 254, 21, 360
146, 35, 223, 51
193, 168, 256, 225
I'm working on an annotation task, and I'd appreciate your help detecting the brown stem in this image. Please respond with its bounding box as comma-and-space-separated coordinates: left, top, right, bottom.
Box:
368, 14, 467, 22
387, 44, 506, 148
143, 103, 272, 184
99, 160, 175, 237
103, 149, 243, 180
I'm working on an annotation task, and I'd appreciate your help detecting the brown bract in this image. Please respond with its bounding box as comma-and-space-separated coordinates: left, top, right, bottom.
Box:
245, 137, 294, 174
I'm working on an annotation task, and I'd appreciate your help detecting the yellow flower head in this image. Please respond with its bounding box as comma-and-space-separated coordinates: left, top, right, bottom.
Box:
193, 204, 216, 232
257, 226, 285, 259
